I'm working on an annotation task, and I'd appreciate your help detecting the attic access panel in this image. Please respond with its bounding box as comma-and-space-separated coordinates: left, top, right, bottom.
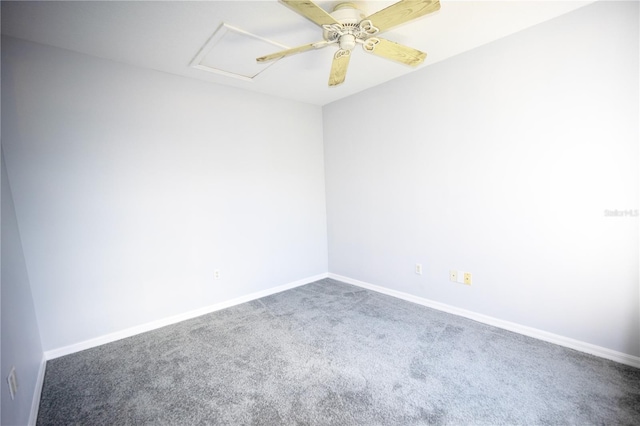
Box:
190, 23, 288, 81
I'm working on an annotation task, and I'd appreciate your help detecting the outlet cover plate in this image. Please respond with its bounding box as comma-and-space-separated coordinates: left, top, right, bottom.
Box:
7, 367, 17, 400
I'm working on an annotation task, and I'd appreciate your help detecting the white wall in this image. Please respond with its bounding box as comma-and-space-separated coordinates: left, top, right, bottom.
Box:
1, 37, 328, 352
324, 1, 639, 357
1, 151, 44, 425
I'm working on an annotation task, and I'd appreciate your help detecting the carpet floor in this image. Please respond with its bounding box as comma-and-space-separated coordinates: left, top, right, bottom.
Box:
37, 278, 640, 425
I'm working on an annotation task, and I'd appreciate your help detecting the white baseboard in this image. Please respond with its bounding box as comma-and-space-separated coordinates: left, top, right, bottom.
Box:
44, 273, 328, 360
329, 273, 640, 369
29, 354, 47, 426
42, 271, 640, 369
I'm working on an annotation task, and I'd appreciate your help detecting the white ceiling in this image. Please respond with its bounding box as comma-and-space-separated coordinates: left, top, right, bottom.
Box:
1, 0, 594, 106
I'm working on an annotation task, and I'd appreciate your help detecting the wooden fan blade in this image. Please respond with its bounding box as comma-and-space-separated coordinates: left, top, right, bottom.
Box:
329, 50, 351, 86
257, 41, 326, 63
364, 38, 426, 67
281, 0, 340, 27
364, 0, 440, 33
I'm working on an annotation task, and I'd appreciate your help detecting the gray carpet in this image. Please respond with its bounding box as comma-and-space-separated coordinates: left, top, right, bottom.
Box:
37, 278, 640, 425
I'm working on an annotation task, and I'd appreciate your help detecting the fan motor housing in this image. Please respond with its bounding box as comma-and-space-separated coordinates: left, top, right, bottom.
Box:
322, 3, 367, 49
331, 3, 364, 23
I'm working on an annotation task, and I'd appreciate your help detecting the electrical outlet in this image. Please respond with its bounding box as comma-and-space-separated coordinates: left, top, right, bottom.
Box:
7, 367, 17, 400
464, 272, 472, 285
415, 264, 422, 275
214, 270, 220, 280
449, 270, 457, 282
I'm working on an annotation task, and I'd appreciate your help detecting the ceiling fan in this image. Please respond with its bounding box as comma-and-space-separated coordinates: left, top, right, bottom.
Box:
257, 0, 441, 86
